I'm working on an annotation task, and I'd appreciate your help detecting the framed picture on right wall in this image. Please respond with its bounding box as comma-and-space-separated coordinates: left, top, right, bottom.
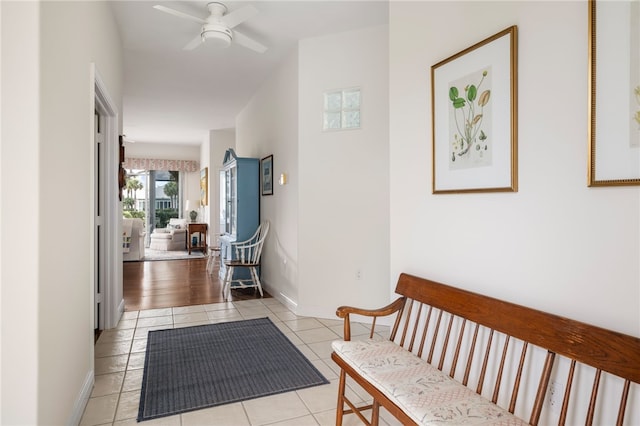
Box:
589, 0, 640, 186
431, 26, 518, 194
261, 155, 273, 196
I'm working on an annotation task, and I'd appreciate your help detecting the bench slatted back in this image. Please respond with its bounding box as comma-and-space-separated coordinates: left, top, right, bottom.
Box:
389, 273, 640, 425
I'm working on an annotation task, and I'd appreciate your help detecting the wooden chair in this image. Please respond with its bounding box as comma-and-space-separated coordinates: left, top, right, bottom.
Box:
206, 245, 221, 273
222, 221, 269, 300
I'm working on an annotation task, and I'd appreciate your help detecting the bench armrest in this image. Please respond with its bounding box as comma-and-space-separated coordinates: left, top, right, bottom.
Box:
335, 297, 406, 341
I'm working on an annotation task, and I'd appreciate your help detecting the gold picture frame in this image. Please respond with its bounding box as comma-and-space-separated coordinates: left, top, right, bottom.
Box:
588, 0, 640, 186
200, 167, 208, 206
431, 26, 518, 194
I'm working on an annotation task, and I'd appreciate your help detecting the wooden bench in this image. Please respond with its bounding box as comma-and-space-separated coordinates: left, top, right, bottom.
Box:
331, 273, 640, 425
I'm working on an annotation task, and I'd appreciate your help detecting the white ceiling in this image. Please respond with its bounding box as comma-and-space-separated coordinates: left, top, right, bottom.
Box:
110, 0, 389, 145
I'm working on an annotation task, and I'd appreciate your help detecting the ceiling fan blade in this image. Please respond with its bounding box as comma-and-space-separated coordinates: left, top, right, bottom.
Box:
153, 5, 207, 25
183, 34, 203, 51
233, 30, 267, 53
220, 5, 258, 29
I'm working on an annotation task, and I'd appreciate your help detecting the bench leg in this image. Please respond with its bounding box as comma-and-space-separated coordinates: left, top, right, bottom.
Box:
371, 400, 380, 426
337, 368, 378, 426
336, 369, 346, 426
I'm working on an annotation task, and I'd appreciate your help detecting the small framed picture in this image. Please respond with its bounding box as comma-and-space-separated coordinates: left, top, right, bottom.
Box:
261, 155, 273, 196
200, 167, 208, 206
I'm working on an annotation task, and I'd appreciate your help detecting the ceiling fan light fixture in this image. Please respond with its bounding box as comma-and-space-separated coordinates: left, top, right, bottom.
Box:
155, 2, 266, 53
201, 25, 232, 48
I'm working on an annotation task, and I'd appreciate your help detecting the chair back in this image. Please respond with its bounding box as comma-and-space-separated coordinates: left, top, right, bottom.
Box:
234, 221, 270, 264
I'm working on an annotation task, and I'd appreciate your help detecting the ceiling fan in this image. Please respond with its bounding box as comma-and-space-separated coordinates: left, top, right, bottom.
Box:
153, 2, 267, 53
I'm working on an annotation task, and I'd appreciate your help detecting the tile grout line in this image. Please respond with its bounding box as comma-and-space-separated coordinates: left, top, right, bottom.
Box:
110, 314, 137, 425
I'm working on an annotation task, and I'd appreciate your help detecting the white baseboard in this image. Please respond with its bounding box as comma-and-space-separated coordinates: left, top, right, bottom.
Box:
276, 293, 298, 313
68, 370, 93, 426
262, 282, 298, 313
117, 298, 125, 317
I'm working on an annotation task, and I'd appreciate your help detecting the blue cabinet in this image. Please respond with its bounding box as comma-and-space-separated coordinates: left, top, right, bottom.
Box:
218, 149, 259, 281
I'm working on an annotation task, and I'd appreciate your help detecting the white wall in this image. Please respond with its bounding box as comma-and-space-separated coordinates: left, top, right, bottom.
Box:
181, 170, 202, 223
0, 5, 3, 421
1, 2, 40, 422
41, 2, 123, 422
298, 25, 390, 317
390, 3, 639, 422
196, 133, 210, 228
389, 1, 640, 338
237, 49, 300, 307
2, 1, 123, 423
237, 26, 390, 317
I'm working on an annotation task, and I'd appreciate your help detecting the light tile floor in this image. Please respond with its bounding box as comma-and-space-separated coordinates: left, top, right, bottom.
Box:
81, 298, 402, 426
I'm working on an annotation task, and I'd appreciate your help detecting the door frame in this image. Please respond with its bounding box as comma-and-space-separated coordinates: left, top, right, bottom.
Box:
92, 64, 123, 330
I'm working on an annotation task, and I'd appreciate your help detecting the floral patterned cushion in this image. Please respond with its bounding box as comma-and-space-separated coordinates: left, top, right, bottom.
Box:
332, 339, 527, 426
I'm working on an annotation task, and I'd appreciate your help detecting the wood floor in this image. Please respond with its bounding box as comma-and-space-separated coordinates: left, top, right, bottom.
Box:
123, 257, 270, 311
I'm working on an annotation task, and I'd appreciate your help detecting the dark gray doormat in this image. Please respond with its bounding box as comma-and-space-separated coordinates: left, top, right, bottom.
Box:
137, 317, 329, 421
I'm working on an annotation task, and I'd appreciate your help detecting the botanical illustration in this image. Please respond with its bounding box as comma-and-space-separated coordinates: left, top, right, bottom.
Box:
448, 67, 493, 170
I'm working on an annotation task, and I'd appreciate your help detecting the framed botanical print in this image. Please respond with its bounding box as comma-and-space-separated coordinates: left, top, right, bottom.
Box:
589, 0, 640, 186
431, 26, 518, 194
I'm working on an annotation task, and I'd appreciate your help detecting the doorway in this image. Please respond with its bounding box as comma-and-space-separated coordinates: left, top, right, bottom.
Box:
93, 65, 123, 331
94, 109, 105, 333
122, 168, 183, 248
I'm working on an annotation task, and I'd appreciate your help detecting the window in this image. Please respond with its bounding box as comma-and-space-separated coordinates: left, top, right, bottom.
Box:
123, 169, 182, 244
122, 169, 147, 217
323, 88, 361, 131
153, 170, 180, 229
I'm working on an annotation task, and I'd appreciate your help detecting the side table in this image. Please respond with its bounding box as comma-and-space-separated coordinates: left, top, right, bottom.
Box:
187, 223, 207, 254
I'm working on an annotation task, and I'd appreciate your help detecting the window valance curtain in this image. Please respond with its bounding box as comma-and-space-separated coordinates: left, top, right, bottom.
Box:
124, 157, 199, 172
